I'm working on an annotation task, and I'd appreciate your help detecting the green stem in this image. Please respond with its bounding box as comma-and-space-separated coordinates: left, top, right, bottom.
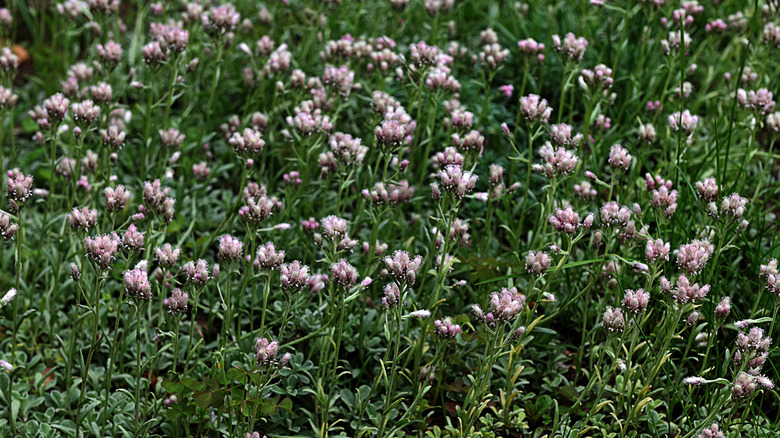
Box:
376, 305, 403, 438
221, 269, 234, 349
134, 304, 143, 435
101, 287, 126, 432
172, 316, 181, 373
75, 274, 103, 438
11, 209, 22, 357
183, 289, 199, 377
259, 272, 271, 337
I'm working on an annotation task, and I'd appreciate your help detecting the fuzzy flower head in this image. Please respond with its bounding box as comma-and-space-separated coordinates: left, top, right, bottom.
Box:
479, 43, 509, 69
383, 250, 423, 286
43, 93, 70, 122
165, 288, 189, 315
696, 423, 725, 438
154, 244, 181, 269
552, 33, 588, 62
143, 179, 175, 222
662, 31, 692, 56
580, 64, 613, 92
525, 251, 552, 276
374, 120, 407, 148
434, 317, 462, 339
6, 172, 33, 204
734, 327, 772, 371
670, 274, 710, 304
71, 100, 100, 125
218, 234, 244, 264
68, 207, 98, 232
574, 180, 597, 199
182, 259, 209, 287
438, 165, 478, 199
737, 88, 776, 114
320, 215, 349, 241
486, 287, 526, 323
549, 123, 583, 148
0, 212, 17, 241
84, 234, 121, 270
651, 186, 679, 218
603, 306, 626, 333
0, 288, 16, 308
720, 193, 748, 221
600, 201, 632, 226
381, 282, 401, 309
714, 296, 731, 320
608, 144, 632, 171
280, 261, 310, 292
696, 178, 718, 202
122, 224, 145, 252
229, 128, 265, 156
451, 130, 485, 153
537, 143, 578, 177
761, 259, 780, 296
645, 238, 670, 264
732, 372, 758, 399
124, 267, 152, 301
201, 3, 240, 34
519, 94, 553, 124
622, 289, 650, 313
254, 337, 279, 366
331, 259, 359, 289
548, 207, 581, 235
517, 38, 545, 62
676, 239, 714, 276
668, 110, 698, 135
329, 132, 367, 166
105, 185, 130, 212
255, 242, 285, 270
409, 41, 440, 67
239, 195, 277, 226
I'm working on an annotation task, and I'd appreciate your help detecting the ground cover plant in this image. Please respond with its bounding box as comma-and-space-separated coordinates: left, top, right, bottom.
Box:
0, 0, 779, 436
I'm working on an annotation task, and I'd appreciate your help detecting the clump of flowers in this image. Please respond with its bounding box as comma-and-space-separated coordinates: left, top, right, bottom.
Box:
84, 234, 121, 270
548, 207, 583, 234
676, 239, 714, 276
143, 179, 175, 222
668, 109, 698, 135
473, 287, 526, 326
280, 261, 310, 291
182, 259, 209, 287
535, 142, 578, 177
331, 259, 359, 288
552, 33, 588, 62
434, 317, 461, 339
437, 165, 478, 199
254, 337, 290, 368
124, 267, 152, 301
519, 94, 552, 123
383, 250, 423, 286
255, 242, 285, 270
68, 207, 98, 232
218, 234, 244, 264
525, 251, 551, 276
165, 288, 189, 315
602, 306, 625, 333
621, 289, 649, 313
155, 244, 181, 269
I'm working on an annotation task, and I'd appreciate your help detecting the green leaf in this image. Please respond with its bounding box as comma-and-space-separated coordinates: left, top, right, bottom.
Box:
181, 378, 206, 392
279, 397, 293, 413
260, 399, 279, 415
194, 392, 211, 409
162, 380, 182, 394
